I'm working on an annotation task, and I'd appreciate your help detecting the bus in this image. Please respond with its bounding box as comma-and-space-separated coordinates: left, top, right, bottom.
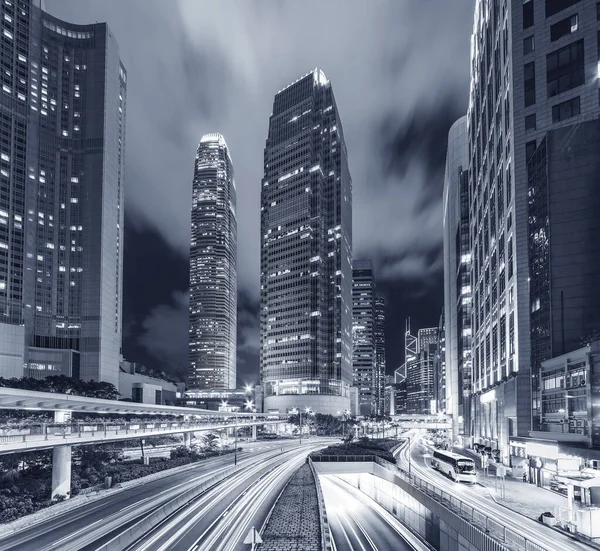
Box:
431, 450, 477, 483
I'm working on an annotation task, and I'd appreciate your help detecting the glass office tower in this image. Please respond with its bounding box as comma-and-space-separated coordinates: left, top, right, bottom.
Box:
0, 0, 126, 385
352, 259, 375, 416
443, 115, 472, 444
260, 69, 352, 415
188, 133, 237, 390
374, 295, 386, 416
468, 0, 600, 461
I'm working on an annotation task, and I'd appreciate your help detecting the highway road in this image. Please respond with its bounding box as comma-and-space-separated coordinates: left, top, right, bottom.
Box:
320, 475, 426, 551
396, 431, 589, 551
0, 439, 319, 551
125, 441, 327, 551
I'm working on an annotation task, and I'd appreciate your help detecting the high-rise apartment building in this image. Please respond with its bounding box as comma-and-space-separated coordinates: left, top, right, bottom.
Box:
374, 295, 386, 416
188, 133, 237, 390
468, 0, 600, 461
352, 260, 376, 416
443, 115, 472, 443
260, 69, 352, 415
0, 0, 126, 386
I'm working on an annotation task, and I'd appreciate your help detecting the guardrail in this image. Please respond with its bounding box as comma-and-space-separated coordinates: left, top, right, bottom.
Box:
382, 448, 549, 551
310, 455, 378, 462
0, 418, 281, 447
308, 457, 333, 551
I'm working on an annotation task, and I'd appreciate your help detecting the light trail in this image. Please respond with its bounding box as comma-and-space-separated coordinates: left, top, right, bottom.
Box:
396, 431, 589, 551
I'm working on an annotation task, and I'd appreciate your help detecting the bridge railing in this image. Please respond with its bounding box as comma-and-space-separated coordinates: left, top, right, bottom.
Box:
375, 455, 549, 551
0, 417, 285, 446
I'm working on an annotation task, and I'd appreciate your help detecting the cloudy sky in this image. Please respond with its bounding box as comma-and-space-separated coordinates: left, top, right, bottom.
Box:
47, 0, 475, 385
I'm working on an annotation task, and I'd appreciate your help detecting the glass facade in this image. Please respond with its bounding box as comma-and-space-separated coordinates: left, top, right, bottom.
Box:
352, 259, 376, 416
188, 133, 237, 390
528, 120, 600, 435
260, 69, 352, 414
0, 1, 126, 385
374, 295, 386, 416
443, 116, 472, 441
467, 0, 600, 461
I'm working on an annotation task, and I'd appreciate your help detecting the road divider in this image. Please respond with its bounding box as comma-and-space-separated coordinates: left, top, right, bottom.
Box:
309, 457, 333, 551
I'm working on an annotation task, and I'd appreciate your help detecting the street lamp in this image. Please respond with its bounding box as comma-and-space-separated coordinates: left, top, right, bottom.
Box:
234, 414, 238, 466
245, 400, 254, 411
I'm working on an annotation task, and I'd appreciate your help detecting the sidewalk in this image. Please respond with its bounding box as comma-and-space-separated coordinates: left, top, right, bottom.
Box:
463, 448, 567, 519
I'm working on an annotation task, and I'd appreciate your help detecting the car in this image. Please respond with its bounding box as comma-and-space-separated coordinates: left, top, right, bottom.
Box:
538, 512, 556, 526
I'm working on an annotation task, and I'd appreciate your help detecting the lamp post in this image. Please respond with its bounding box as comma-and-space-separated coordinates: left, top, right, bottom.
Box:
234, 415, 238, 466
407, 436, 412, 477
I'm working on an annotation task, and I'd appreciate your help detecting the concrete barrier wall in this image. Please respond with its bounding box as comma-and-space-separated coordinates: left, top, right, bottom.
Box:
308, 459, 332, 551
313, 462, 509, 551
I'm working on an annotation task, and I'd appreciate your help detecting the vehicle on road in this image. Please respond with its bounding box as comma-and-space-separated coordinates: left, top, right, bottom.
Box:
539, 512, 557, 526
431, 449, 477, 483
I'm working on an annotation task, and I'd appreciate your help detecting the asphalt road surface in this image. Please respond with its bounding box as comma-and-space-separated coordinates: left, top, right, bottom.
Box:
125, 442, 327, 551
320, 474, 426, 551
396, 431, 589, 551
0, 439, 321, 551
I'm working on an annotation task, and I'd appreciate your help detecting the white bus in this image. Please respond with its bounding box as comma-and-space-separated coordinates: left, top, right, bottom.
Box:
431, 450, 477, 483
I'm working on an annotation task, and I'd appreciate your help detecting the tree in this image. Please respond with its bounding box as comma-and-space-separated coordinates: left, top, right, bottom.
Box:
200, 434, 219, 451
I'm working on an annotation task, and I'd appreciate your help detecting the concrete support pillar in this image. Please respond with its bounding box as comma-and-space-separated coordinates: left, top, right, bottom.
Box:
51, 445, 72, 500
251, 425, 257, 441
183, 432, 191, 448
274, 423, 280, 436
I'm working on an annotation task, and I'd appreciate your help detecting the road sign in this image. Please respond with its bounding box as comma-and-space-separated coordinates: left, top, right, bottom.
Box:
243, 526, 263, 549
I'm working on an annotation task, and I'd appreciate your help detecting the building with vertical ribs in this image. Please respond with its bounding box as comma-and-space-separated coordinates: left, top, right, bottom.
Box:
188, 133, 237, 390
260, 69, 352, 415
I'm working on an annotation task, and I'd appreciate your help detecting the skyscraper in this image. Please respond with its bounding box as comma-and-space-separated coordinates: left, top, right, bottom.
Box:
188, 133, 237, 390
352, 260, 374, 416
374, 295, 386, 416
351, 260, 377, 416
434, 310, 446, 415
468, 0, 600, 461
0, 0, 126, 386
443, 115, 472, 443
260, 69, 352, 415
405, 322, 436, 415
528, 119, 600, 434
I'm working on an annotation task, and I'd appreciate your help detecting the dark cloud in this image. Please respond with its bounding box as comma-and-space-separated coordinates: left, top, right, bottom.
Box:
44, 0, 475, 382
381, 98, 466, 184
121, 217, 189, 373
237, 291, 260, 387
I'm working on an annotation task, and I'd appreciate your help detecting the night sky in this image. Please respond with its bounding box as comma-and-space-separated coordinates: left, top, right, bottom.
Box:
46, 0, 475, 386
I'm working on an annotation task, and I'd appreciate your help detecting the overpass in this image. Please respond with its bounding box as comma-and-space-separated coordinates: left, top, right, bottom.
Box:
0, 387, 288, 499
390, 414, 451, 429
